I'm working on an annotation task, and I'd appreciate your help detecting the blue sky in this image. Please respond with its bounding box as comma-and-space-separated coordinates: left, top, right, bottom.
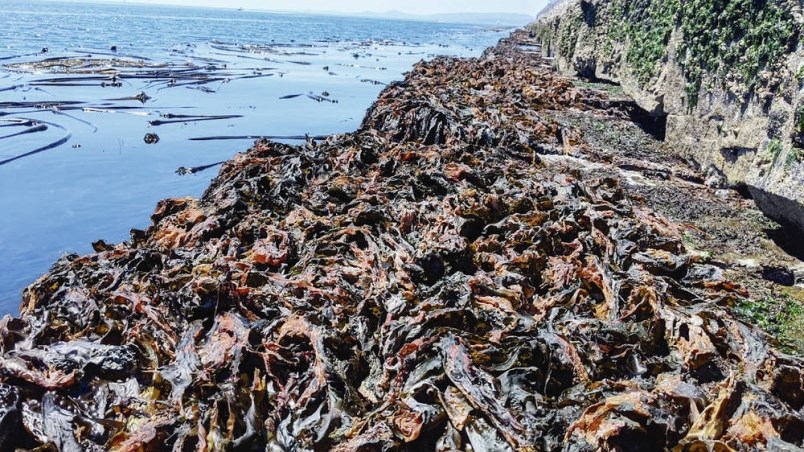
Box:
69, 0, 548, 15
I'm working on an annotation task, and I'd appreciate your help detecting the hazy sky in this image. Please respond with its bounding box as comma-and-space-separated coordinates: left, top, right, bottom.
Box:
72, 0, 547, 16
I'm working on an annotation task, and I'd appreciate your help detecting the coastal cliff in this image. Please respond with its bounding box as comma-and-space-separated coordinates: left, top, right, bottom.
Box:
0, 31, 802, 450
534, 0, 804, 233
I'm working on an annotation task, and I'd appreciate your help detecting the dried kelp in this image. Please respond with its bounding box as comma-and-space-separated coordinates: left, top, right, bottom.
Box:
0, 31, 801, 451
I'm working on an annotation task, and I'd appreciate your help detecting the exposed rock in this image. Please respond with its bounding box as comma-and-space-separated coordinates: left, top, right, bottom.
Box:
534, 0, 804, 233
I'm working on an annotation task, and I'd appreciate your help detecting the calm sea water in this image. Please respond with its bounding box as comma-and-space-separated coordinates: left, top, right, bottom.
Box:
0, 0, 515, 313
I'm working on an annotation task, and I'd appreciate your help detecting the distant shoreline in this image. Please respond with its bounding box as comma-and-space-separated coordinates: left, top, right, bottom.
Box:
18, 0, 536, 26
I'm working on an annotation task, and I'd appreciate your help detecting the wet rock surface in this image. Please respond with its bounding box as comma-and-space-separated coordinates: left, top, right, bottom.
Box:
0, 31, 802, 450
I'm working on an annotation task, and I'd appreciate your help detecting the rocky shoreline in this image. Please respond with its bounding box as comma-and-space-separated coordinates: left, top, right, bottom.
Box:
0, 31, 802, 450
534, 0, 804, 236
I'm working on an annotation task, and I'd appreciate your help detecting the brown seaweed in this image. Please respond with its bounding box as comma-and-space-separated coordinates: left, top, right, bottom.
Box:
0, 30, 801, 451
0, 119, 71, 166
148, 115, 242, 126
175, 161, 226, 175
0, 123, 48, 140
189, 135, 328, 141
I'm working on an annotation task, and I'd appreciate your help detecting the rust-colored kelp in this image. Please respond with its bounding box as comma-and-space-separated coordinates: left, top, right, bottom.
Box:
0, 31, 801, 451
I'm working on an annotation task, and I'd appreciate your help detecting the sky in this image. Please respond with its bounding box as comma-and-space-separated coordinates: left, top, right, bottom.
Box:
69, 0, 548, 16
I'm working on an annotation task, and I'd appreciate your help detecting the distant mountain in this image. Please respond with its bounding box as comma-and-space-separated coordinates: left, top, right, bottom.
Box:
422, 12, 535, 26
355, 11, 536, 26
76, 1, 536, 26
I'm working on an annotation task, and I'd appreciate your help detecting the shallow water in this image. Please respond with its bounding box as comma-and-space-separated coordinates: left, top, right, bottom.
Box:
0, 0, 515, 313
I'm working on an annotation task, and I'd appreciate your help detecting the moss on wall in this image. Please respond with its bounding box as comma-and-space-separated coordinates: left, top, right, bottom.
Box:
677, 0, 798, 106
610, 0, 679, 85
538, 0, 800, 107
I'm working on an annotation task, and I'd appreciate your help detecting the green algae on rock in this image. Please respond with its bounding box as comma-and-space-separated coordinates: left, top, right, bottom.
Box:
535, 0, 804, 249
537, 0, 799, 104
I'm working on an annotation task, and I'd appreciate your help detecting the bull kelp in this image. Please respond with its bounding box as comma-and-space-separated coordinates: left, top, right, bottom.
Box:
0, 31, 801, 451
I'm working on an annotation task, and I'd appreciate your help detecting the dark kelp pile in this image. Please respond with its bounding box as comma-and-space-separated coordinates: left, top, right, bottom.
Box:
0, 31, 802, 451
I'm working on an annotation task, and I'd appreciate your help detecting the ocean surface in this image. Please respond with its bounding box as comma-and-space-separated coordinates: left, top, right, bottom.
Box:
0, 0, 516, 313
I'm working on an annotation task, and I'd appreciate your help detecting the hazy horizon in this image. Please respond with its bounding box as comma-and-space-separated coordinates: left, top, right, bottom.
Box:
43, 0, 548, 16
